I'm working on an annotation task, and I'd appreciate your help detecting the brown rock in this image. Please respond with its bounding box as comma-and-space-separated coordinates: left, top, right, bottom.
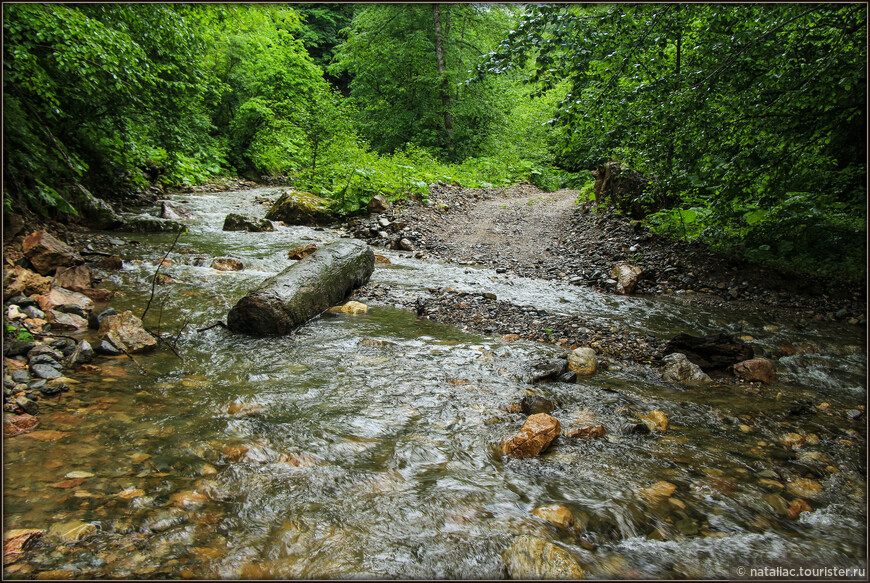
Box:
327, 301, 368, 315
69, 287, 113, 303
367, 194, 391, 214
3, 413, 40, 437
786, 498, 812, 519
503, 413, 561, 459
44, 310, 88, 331
637, 481, 677, 502
98, 311, 157, 353
3, 266, 53, 299
567, 347, 597, 375
287, 243, 318, 260
155, 273, 178, 284
610, 262, 643, 295
637, 410, 668, 432
530, 504, 574, 529
21, 430, 70, 442
733, 358, 777, 383
53, 264, 93, 289
49, 478, 87, 489
786, 478, 823, 499
22, 230, 83, 275
502, 535, 586, 579
566, 425, 606, 439
97, 255, 123, 270
34, 287, 94, 313
781, 432, 805, 449
4, 529, 44, 564
211, 257, 244, 271
374, 254, 392, 265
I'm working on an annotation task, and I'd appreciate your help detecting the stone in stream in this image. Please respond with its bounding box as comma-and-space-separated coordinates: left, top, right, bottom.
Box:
88, 307, 117, 330
733, 358, 777, 383
636, 409, 668, 432
530, 505, 575, 529
287, 243, 318, 260
22, 230, 84, 275
502, 413, 561, 459
528, 359, 568, 383
567, 347, 597, 376
227, 239, 374, 336
34, 287, 94, 314
161, 201, 192, 220
44, 309, 88, 331
54, 264, 94, 290
94, 340, 122, 356
222, 213, 274, 232
328, 301, 368, 315
521, 395, 556, 415
98, 311, 157, 353
47, 520, 98, 544
4, 529, 45, 564
211, 257, 245, 271
29, 364, 62, 380
264, 190, 334, 226
3, 413, 40, 437
660, 352, 711, 385
66, 340, 95, 367
663, 332, 753, 372
502, 535, 586, 579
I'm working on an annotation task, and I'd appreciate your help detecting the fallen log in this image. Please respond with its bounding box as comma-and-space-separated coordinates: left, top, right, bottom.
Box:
227, 239, 374, 336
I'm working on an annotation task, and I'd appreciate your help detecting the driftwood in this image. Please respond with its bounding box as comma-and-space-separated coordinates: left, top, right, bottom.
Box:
227, 239, 374, 336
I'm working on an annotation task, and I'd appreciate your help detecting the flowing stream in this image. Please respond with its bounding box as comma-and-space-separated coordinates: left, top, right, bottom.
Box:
4, 187, 866, 579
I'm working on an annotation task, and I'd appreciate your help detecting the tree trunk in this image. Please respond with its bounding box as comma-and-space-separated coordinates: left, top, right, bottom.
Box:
432, 4, 454, 136
227, 239, 375, 336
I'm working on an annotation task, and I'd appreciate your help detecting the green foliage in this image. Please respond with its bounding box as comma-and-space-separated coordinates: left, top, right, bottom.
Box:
477, 3, 866, 282
331, 4, 516, 162
4, 321, 34, 343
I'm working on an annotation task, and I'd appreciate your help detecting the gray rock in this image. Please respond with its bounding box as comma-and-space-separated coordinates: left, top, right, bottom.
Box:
620, 422, 651, 436
5, 340, 36, 357
15, 395, 39, 416
529, 359, 569, 383
30, 364, 62, 380
558, 371, 577, 383
89, 307, 117, 330
27, 345, 64, 361
40, 383, 64, 396
521, 395, 556, 415
28, 354, 62, 367
847, 409, 864, 420
222, 213, 274, 232
67, 340, 95, 366
56, 303, 87, 318
95, 340, 122, 356
23, 305, 45, 319
6, 294, 36, 307
28, 379, 47, 392
661, 352, 712, 385
11, 369, 31, 384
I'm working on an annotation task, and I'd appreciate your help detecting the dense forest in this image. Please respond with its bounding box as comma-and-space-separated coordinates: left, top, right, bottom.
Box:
3, 3, 866, 282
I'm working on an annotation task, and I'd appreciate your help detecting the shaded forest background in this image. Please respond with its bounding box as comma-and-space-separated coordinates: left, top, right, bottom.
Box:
3, 3, 866, 282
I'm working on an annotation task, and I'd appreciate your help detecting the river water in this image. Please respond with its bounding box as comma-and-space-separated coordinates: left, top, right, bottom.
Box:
4, 187, 866, 579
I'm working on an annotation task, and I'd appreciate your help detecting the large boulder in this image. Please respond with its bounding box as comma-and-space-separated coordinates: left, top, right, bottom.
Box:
733, 358, 777, 383
34, 287, 94, 314
663, 333, 753, 373
3, 267, 53, 300
54, 265, 93, 290
98, 310, 157, 353
367, 194, 391, 214
68, 184, 125, 229
120, 216, 186, 233
222, 213, 274, 232
660, 352, 712, 385
503, 413, 561, 459
22, 230, 83, 275
502, 535, 586, 579
161, 201, 192, 221
227, 239, 374, 336
610, 262, 643, 295
265, 190, 334, 226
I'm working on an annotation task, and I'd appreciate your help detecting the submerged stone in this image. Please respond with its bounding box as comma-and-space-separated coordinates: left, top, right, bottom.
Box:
503, 535, 586, 579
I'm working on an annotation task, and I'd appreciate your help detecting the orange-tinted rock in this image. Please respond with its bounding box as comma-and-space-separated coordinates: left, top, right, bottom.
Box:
98, 311, 157, 353
3, 413, 39, 437
54, 265, 93, 289
637, 410, 668, 432
503, 413, 561, 459
374, 254, 391, 265
3, 266, 53, 299
211, 257, 244, 271
786, 498, 812, 519
733, 358, 777, 383
49, 478, 87, 489
566, 425, 606, 439
34, 287, 94, 313
287, 243, 318, 260
97, 255, 123, 270
70, 287, 113, 303
531, 504, 574, 529
22, 230, 83, 275
21, 430, 70, 442
4, 529, 44, 564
